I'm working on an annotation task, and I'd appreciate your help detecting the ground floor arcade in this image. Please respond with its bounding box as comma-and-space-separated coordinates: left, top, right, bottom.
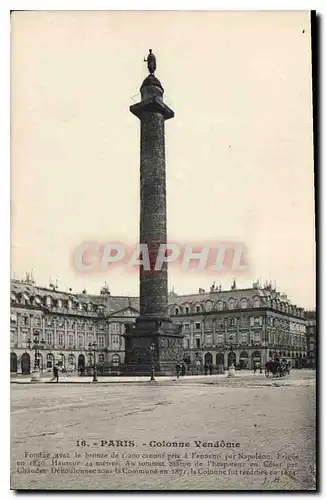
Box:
182, 348, 307, 371
10, 349, 125, 375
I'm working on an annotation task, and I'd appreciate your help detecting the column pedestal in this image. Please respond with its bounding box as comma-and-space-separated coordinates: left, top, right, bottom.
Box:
124, 318, 183, 376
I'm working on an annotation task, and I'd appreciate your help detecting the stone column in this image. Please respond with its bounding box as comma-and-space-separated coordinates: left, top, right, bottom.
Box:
124, 59, 183, 374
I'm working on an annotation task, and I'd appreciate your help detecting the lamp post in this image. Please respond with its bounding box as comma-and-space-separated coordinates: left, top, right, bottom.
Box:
88, 341, 98, 383
27, 335, 45, 382
150, 342, 155, 381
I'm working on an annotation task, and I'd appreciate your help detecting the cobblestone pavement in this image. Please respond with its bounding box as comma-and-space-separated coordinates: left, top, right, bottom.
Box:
11, 370, 316, 491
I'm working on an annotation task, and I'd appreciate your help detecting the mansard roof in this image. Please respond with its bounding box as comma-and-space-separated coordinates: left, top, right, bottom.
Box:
10, 279, 304, 316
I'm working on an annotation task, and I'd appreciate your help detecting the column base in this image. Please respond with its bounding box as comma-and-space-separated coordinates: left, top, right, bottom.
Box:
124, 317, 183, 375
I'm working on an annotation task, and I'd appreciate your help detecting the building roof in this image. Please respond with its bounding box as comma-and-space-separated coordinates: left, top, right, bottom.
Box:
10, 279, 305, 316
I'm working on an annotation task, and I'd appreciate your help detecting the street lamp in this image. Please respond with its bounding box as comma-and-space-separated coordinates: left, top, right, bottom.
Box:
27, 335, 45, 382
88, 341, 98, 383
150, 342, 155, 381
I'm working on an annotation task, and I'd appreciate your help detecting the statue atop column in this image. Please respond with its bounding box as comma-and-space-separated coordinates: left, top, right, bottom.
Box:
144, 49, 156, 75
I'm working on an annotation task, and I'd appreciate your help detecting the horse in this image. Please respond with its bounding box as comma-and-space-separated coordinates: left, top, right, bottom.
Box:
265, 360, 278, 377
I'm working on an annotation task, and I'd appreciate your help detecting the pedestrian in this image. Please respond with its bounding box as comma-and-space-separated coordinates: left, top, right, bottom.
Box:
204, 364, 208, 376
176, 362, 181, 379
209, 364, 213, 376
181, 363, 186, 376
253, 363, 257, 374
52, 365, 59, 383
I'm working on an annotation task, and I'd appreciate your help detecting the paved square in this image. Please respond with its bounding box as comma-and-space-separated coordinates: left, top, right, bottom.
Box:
11, 370, 316, 491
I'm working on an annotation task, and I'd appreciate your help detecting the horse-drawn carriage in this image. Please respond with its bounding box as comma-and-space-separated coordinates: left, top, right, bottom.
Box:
265, 358, 291, 378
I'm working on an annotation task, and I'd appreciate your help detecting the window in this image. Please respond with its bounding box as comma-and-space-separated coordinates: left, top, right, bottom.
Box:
229, 299, 235, 310
46, 353, 54, 369
78, 335, 84, 347
205, 334, 213, 346
184, 323, 190, 331
196, 338, 200, 348
254, 298, 260, 308
68, 334, 74, 347
175, 308, 179, 315
98, 353, 105, 363
240, 316, 248, 327
11, 313, 17, 323
23, 316, 28, 325
68, 354, 75, 366
240, 332, 248, 344
98, 336, 104, 348
57, 299, 62, 309
229, 318, 237, 327
112, 354, 120, 366
195, 305, 200, 313
183, 337, 190, 349
111, 323, 120, 332
87, 334, 93, 346
218, 320, 224, 329
218, 302, 223, 311
10, 331, 16, 346
185, 307, 189, 314
195, 322, 201, 330
240, 299, 248, 309
112, 335, 120, 349
58, 333, 63, 346
254, 331, 261, 343
46, 296, 52, 307
46, 331, 53, 345
68, 300, 72, 309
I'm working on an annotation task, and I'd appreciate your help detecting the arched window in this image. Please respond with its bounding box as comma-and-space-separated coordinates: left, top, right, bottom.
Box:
228, 299, 235, 310
46, 296, 52, 307
68, 353, 76, 366
218, 301, 224, 311
98, 353, 105, 363
254, 298, 260, 308
240, 299, 248, 309
112, 354, 120, 366
175, 307, 179, 315
205, 301, 213, 312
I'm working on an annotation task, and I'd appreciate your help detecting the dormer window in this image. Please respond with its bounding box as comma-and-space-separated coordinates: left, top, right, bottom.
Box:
175, 308, 179, 315
196, 306, 200, 314
68, 299, 72, 309
57, 299, 62, 309
254, 298, 260, 308
46, 296, 52, 307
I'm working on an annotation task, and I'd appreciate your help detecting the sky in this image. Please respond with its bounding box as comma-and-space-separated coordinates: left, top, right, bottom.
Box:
11, 10, 315, 308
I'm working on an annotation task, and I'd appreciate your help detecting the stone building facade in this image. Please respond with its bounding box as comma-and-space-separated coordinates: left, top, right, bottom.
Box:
305, 310, 316, 368
10, 278, 308, 374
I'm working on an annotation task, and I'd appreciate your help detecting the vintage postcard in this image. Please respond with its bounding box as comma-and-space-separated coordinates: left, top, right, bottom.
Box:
10, 10, 316, 491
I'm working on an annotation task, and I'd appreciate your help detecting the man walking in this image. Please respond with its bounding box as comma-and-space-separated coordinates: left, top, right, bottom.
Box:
52, 364, 59, 383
